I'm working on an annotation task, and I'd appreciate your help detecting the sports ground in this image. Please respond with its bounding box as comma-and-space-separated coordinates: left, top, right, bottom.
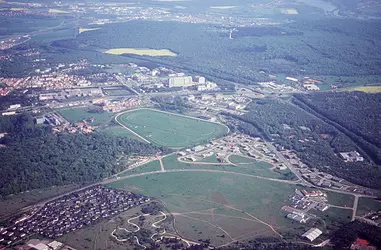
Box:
115, 109, 229, 148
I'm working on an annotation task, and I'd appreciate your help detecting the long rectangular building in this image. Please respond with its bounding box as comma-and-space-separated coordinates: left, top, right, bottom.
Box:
168, 76, 193, 88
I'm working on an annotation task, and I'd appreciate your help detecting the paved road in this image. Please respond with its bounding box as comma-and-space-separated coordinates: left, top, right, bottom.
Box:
352, 195, 359, 221
102, 168, 301, 185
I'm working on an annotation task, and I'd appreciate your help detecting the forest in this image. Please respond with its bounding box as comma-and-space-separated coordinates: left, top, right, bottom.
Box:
294, 92, 381, 152
330, 221, 381, 249
0, 113, 167, 197
49, 18, 381, 84
229, 98, 381, 188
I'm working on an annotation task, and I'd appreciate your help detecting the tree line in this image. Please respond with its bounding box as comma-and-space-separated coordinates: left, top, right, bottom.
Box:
0, 113, 168, 197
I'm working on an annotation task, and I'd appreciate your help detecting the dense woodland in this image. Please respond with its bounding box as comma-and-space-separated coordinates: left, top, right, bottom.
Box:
151, 96, 190, 113
230, 98, 381, 188
49, 19, 381, 84
0, 113, 167, 197
294, 92, 381, 163
330, 221, 381, 249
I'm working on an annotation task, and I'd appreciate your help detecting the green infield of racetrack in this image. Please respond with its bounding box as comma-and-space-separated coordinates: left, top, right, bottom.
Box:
116, 109, 229, 148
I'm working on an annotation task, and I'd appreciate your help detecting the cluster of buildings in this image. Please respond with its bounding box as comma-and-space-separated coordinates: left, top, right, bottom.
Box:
280, 149, 373, 195
0, 73, 89, 90
167, 75, 217, 91
0, 35, 29, 50
186, 93, 250, 114
35, 113, 64, 126
282, 189, 330, 225
351, 238, 377, 250
257, 81, 297, 93
179, 133, 278, 166
52, 120, 94, 134
0, 88, 10, 96
96, 98, 141, 113
0, 185, 150, 247
115, 64, 218, 94
285, 76, 321, 91
340, 151, 364, 162
39, 88, 103, 101
14, 239, 75, 250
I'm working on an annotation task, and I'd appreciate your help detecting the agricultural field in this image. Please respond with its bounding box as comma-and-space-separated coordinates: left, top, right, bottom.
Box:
104, 48, 177, 57
48, 8, 70, 13
106, 171, 301, 246
209, 6, 237, 9
116, 109, 229, 148
342, 86, 381, 93
58, 107, 114, 126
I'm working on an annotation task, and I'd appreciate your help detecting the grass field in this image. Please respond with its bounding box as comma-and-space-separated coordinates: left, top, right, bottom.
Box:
161, 154, 294, 180
79, 27, 101, 34
0, 184, 79, 218
116, 109, 229, 148
106, 171, 299, 246
119, 160, 161, 177
356, 197, 381, 216
199, 154, 219, 163
326, 191, 354, 208
58, 206, 142, 250
229, 155, 258, 164
104, 48, 177, 57
58, 107, 114, 126
98, 125, 144, 141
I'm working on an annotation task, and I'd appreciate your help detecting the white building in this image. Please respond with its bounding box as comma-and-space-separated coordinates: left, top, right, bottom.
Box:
168, 76, 193, 88
277, 164, 288, 170
8, 104, 21, 110
303, 84, 320, 91
339, 151, 364, 162
48, 241, 64, 250
286, 77, 298, 82
302, 228, 322, 242
197, 82, 217, 91
193, 145, 205, 152
193, 76, 206, 84
187, 95, 196, 101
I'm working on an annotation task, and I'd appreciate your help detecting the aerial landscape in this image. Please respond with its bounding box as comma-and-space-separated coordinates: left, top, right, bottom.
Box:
0, 0, 381, 249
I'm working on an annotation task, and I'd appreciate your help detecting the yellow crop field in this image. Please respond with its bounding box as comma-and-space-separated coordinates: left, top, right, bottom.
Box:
281, 8, 299, 14
210, 6, 237, 9
79, 28, 101, 34
343, 86, 381, 93
104, 48, 177, 57
48, 9, 70, 13
10, 8, 25, 11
